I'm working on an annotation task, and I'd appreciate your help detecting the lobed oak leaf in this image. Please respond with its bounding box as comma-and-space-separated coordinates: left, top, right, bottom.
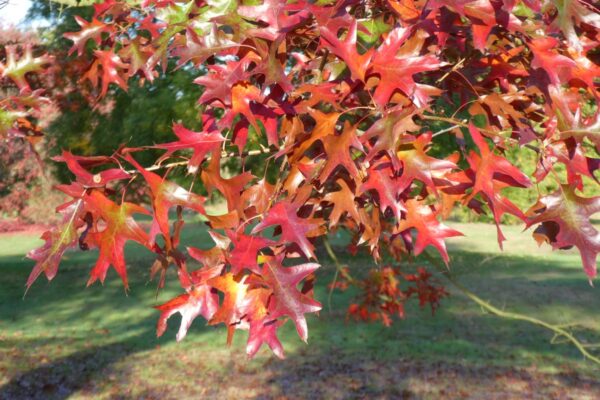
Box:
290, 110, 339, 163
187, 246, 227, 270
193, 55, 257, 107
396, 133, 457, 194
247, 318, 286, 359
0, 44, 53, 92
201, 151, 254, 212
396, 199, 463, 265
320, 20, 374, 82
318, 122, 364, 184
54, 150, 130, 188
360, 161, 405, 220
529, 37, 577, 86
469, 93, 538, 144
251, 39, 294, 92
240, 178, 275, 217
535, 140, 599, 190
208, 273, 250, 343
155, 122, 225, 174
84, 50, 129, 97
526, 186, 600, 280
323, 179, 360, 227
135, 14, 167, 39
124, 154, 206, 246
231, 81, 263, 135
63, 16, 112, 56
260, 258, 321, 342
155, 286, 219, 341
368, 28, 441, 107
252, 200, 321, 259
172, 25, 238, 68
205, 210, 242, 230
26, 201, 84, 290
238, 0, 310, 41
155, 264, 222, 341
292, 83, 344, 113
83, 191, 150, 289
465, 123, 531, 247
362, 107, 420, 166
226, 230, 274, 275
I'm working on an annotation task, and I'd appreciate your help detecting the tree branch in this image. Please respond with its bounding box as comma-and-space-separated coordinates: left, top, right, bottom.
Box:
422, 250, 600, 365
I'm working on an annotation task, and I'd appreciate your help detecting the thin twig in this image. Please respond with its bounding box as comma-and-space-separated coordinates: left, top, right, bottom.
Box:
323, 236, 356, 313
432, 124, 461, 137
124, 148, 272, 174
422, 114, 542, 152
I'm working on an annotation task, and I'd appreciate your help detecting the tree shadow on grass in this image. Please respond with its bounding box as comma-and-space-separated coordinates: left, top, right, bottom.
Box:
2, 236, 600, 399
259, 352, 600, 399
0, 329, 163, 400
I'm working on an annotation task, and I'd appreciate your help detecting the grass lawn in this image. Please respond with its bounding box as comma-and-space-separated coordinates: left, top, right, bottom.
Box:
1, 222, 599, 399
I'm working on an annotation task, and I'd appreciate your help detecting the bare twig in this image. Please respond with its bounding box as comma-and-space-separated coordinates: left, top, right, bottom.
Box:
322, 237, 357, 313
124, 147, 272, 174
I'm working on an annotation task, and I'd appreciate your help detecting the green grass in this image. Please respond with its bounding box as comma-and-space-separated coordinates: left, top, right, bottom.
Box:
1, 223, 600, 399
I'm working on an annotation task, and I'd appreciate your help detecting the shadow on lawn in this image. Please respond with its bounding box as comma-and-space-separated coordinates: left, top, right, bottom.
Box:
260, 352, 600, 399
0, 332, 159, 400
2, 242, 600, 398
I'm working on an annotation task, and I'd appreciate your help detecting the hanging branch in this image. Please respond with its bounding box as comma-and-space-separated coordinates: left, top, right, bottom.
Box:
421, 251, 600, 365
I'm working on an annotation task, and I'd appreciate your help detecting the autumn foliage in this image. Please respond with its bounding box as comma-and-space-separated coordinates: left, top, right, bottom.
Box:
1, 0, 599, 359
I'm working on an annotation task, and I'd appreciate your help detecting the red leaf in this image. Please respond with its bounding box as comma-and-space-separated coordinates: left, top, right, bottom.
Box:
155, 122, 225, 174
369, 28, 441, 107
529, 37, 577, 86
84, 191, 150, 289
125, 153, 206, 246
26, 201, 84, 290
260, 257, 321, 342
252, 200, 321, 259
320, 20, 373, 82
63, 16, 112, 56
397, 199, 463, 264
226, 230, 274, 275
360, 161, 405, 220
155, 265, 221, 341
246, 318, 285, 359
527, 186, 600, 280
396, 133, 456, 194
55, 150, 130, 188
84, 50, 129, 97
465, 124, 531, 247
318, 122, 364, 184
201, 151, 253, 212
238, 0, 310, 41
